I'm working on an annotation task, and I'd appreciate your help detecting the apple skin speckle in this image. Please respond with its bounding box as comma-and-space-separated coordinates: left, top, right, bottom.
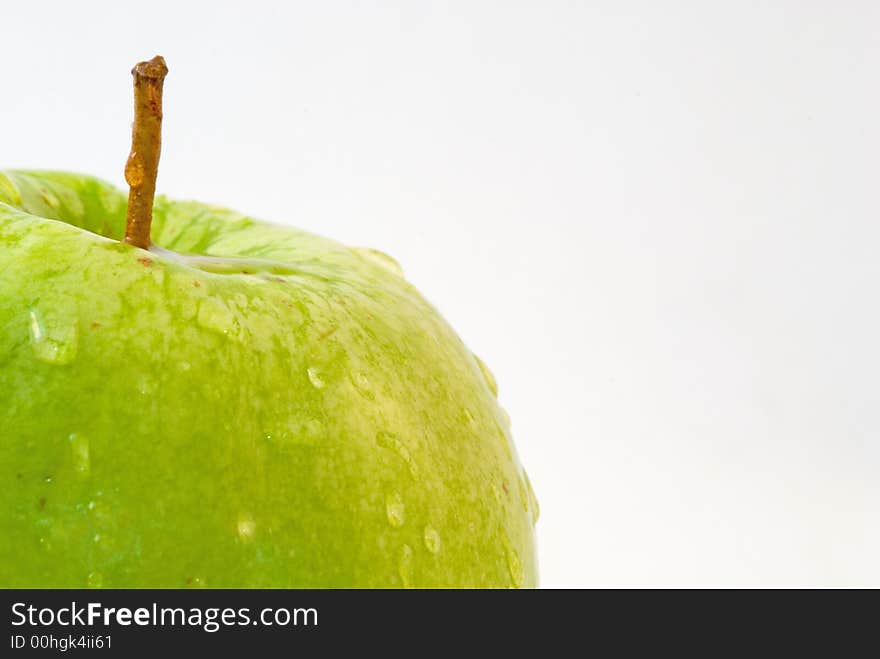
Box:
0, 170, 537, 588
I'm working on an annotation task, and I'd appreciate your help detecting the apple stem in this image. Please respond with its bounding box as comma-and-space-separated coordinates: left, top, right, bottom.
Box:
123, 55, 168, 250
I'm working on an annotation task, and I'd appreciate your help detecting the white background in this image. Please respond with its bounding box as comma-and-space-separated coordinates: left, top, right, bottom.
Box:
3, 1, 878, 587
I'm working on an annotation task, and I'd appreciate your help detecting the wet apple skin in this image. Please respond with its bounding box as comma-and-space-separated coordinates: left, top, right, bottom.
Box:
0, 171, 538, 588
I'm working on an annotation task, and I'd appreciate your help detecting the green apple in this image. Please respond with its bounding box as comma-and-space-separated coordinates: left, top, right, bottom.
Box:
0, 169, 538, 587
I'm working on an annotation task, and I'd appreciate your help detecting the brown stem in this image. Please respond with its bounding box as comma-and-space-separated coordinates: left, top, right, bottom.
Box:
123, 55, 168, 249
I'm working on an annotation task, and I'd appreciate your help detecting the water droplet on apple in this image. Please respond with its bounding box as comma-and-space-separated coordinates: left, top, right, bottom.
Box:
86, 572, 103, 588
385, 491, 405, 528
376, 431, 419, 478
179, 361, 192, 372
503, 537, 524, 588
237, 515, 256, 541
151, 266, 165, 287
350, 371, 374, 400
491, 483, 503, 505
301, 418, 325, 444
136, 374, 156, 396
307, 366, 325, 389
462, 407, 476, 426
495, 421, 514, 461
275, 418, 326, 446
351, 247, 405, 278
69, 433, 90, 475
197, 297, 236, 336
423, 525, 441, 554
473, 354, 498, 397
28, 308, 79, 365
398, 544, 414, 588
498, 406, 511, 428
523, 470, 540, 524
517, 475, 530, 514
